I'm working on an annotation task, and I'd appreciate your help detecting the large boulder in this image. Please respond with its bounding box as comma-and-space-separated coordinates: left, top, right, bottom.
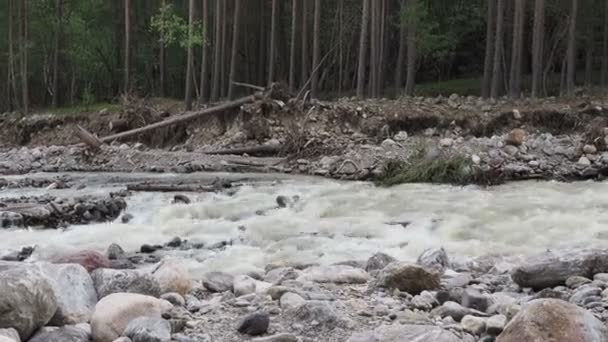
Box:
151, 259, 192, 296
123, 317, 171, 342
92, 268, 162, 298
511, 249, 608, 289
0, 263, 58, 340
28, 325, 90, 342
375, 262, 441, 294
299, 265, 370, 284
0, 328, 20, 342
347, 324, 464, 342
35, 263, 97, 325
90, 293, 166, 342
497, 299, 608, 342
50, 250, 110, 273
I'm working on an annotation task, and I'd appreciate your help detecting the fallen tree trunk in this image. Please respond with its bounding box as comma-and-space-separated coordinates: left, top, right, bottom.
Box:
206, 144, 282, 156
86, 92, 263, 144
126, 183, 222, 192
75, 125, 103, 150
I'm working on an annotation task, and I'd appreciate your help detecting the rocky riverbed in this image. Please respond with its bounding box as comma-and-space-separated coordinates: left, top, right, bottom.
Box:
3, 245, 608, 342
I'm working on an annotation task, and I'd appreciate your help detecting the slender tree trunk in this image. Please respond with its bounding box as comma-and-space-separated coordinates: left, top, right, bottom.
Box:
220, 0, 228, 98
124, 0, 130, 94
289, 0, 298, 93
566, 0, 579, 95
395, 0, 407, 91
7, 0, 17, 111
310, 0, 321, 97
19, 0, 29, 113
198, 0, 209, 104
378, 0, 387, 95
159, 0, 166, 98
356, 0, 370, 98
210, 0, 222, 101
585, 26, 594, 87
301, 0, 309, 88
531, 0, 545, 97
184, 0, 195, 110
228, 0, 241, 99
602, 0, 608, 86
482, 0, 495, 98
52, 0, 62, 108
268, 0, 278, 86
405, 0, 417, 96
368, 0, 377, 97
509, 0, 525, 98
338, 0, 344, 95
491, 0, 505, 98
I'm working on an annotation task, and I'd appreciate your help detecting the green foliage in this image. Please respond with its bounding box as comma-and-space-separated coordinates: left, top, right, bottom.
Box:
415, 77, 482, 96
81, 83, 95, 109
375, 147, 473, 185
151, 4, 205, 49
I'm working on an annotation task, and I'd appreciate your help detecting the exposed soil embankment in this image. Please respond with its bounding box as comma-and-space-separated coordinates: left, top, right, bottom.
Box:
2, 93, 608, 184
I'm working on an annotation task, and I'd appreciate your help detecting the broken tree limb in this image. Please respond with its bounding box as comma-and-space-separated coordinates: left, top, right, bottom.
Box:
231, 81, 265, 92
95, 91, 263, 143
205, 144, 282, 156
75, 125, 103, 150
126, 183, 219, 192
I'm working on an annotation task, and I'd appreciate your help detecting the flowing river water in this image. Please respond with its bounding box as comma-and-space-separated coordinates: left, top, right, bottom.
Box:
2, 172, 607, 276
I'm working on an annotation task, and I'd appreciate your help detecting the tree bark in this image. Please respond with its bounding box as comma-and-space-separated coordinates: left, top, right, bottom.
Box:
124, 0, 130, 94
210, 0, 222, 101
566, 0, 579, 95
356, 0, 370, 98
310, 0, 321, 98
228, 0, 241, 99
159, 0, 166, 98
405, 0, 417, 96
369, 0, 378, 97
585, 25, 594, 87
509, 0, 525, 98
301, 0, 309, 88
52, 0, 62, 108
490, 0, 505, 98
289, 0, 298, 93
220, 0, 228, 98
198, 0, 209, 104
531, 0, 545, 97
338, 0, 344, 95
19, 0, 29, 113
268, 0, 278, 86
185, 0, 195, 110
7, 0, 17, 111
482, 0, 495, 98
602, 0, 608, 86
395, 0, 407, 91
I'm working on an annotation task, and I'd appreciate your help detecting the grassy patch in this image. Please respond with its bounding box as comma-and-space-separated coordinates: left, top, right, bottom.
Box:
38, 102, 121, 117
415, 77, 481, 97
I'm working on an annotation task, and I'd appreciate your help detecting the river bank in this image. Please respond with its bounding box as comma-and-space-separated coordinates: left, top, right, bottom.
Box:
2, 93, 608, 184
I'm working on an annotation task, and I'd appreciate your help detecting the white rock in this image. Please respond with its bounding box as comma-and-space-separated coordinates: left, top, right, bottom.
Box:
394, 131, 408, 141
152, 259, 192, 296
90, 293, 165, 342
578, 156, 591, 166
461, 315, 486, 335
583, 144, 598, 154
439, 138, 454, 147
471, 155, 481, 164
233, 275, 257, 297
486, 314, 507, 335
299, 265, 370, 284
280, 292, 306, 311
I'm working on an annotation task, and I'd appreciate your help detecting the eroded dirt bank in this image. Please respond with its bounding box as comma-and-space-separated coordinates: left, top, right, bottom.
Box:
2, 94, 608, 184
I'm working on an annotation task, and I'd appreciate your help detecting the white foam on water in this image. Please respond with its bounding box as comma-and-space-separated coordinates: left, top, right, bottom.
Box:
2, 174, 608, 276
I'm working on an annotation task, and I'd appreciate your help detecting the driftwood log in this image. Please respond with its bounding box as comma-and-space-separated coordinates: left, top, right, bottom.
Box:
205, 144, 282, 156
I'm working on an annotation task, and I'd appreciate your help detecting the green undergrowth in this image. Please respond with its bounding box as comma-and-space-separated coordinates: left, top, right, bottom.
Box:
40, 102, 120, 117
375, 147, 502, 186
415, 77, 481, 97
